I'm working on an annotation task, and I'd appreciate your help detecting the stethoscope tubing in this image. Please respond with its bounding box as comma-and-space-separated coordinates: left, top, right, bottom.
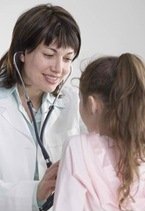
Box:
27, 100, 52, 167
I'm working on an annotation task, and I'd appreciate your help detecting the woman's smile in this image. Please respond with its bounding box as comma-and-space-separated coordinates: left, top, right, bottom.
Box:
43, 73, 61, 85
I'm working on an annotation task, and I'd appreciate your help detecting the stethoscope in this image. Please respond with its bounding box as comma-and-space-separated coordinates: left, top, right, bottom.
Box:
13, 52, 72, 211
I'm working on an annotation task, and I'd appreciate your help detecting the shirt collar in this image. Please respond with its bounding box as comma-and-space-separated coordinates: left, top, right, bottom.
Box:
44, 92, 65, 109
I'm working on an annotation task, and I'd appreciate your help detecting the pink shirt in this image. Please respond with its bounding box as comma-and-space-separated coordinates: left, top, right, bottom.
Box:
53, 133, 145, 211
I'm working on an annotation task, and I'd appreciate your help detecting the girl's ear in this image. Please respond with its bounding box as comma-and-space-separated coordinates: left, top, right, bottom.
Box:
87, 95, 98, 114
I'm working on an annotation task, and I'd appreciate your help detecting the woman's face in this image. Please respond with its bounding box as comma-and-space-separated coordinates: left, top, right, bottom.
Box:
21, 42, 75, 94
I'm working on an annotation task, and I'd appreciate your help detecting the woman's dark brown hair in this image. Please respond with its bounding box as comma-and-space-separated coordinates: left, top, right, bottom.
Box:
80, 53, 145, 209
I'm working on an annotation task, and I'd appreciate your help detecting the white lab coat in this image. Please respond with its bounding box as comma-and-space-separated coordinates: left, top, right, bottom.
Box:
0, 86, 81, 211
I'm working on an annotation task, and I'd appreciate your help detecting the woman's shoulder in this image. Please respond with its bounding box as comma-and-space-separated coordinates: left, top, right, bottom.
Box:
0, 87, 14, 99
60, 85, 79, 112
62, 85, 79, 101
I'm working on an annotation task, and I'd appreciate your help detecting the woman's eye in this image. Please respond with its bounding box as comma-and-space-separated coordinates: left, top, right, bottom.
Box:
64, 58, 72, 62
44, 53, 54, 57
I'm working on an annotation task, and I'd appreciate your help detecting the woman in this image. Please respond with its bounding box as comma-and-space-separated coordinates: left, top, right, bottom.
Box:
53, 53, 145, 211
0, 3, 81, 211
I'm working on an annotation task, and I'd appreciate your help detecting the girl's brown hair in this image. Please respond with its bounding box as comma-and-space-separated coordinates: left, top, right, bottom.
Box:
80, 53, 145, 209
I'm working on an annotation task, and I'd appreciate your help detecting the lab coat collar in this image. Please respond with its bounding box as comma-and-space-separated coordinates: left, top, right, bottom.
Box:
1, 85, 65, 111
0, 86, 65, 140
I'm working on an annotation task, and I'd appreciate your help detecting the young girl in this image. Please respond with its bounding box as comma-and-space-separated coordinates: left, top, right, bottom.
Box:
53, 53, 145, 211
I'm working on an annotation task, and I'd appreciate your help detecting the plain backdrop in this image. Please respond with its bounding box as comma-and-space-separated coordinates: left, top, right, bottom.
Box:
0, 0, 145, 83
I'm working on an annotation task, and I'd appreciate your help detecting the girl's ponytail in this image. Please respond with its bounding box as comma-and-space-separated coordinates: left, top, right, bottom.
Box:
107, 53, 145, 208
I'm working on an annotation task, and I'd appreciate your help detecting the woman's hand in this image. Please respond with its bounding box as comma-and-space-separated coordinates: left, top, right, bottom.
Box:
37, 161, 59, 201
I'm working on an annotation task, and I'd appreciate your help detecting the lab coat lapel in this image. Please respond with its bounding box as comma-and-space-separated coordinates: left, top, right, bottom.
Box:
0, 98, 33, 141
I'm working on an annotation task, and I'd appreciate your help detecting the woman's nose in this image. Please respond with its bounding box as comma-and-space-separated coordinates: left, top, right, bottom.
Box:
52, 58, 63, 74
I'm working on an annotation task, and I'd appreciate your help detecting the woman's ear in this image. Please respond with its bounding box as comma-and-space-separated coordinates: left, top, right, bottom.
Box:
87, 95, 98, 114
20, 52, 25, 62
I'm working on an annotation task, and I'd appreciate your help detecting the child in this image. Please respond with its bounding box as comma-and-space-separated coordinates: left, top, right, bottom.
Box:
53, 53, 145, 211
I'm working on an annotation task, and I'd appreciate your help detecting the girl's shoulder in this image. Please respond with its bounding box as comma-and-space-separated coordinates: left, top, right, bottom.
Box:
66, 133, 110, 150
